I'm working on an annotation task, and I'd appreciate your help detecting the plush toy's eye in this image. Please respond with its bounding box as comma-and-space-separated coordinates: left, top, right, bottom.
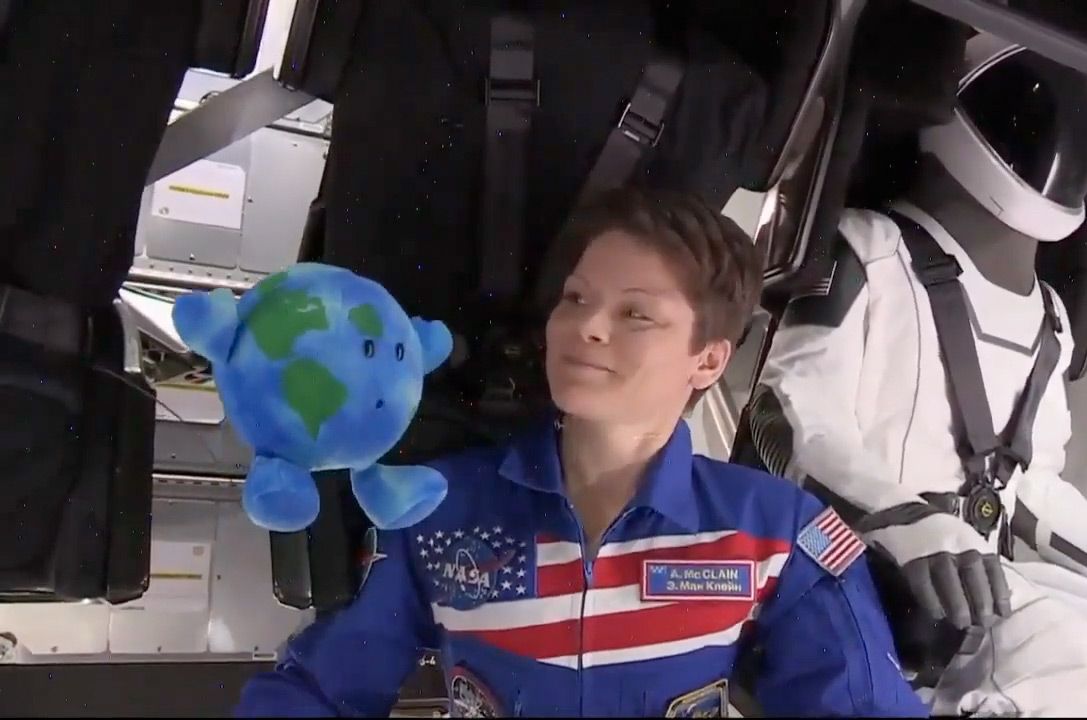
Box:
395, 342, 405, 361
364, 339, 375, 358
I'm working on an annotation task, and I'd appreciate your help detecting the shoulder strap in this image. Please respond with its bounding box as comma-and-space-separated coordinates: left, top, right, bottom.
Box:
477, 14, 539, 306
891, 211, 999, 482
574, 51, 685, 207
891, 211, 1063, 485
145, 68, 317, 187
1003, 284, 1063, 474
478, 27, 685, 308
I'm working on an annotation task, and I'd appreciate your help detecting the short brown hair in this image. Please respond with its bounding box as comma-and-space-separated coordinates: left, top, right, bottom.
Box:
539, 186, 764, 349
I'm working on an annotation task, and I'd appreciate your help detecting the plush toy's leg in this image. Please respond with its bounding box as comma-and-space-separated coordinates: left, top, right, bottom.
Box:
242, 455, 321, 533
349, 464, 448, 530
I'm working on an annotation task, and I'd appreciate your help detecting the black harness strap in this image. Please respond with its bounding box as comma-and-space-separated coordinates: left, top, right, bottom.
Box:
478, 19, 686, 307
575, 51, 685, 207
1005, 285, 1063, 473
892, 212, 1062, 496
478, 14, 539, 306
474, 20, 686, 415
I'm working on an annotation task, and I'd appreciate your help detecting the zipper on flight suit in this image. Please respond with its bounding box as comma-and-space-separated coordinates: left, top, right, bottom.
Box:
563, 501, 635, 717
563, 499, 592, 717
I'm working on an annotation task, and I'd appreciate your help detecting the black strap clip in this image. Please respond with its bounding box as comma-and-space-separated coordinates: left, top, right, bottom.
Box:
963, 446, 1019, 490
914, 254, 963, 287
617, 101, 665, 148
484, 76, 540, 107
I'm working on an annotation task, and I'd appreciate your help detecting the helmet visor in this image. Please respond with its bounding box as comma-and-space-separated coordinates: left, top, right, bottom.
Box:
960, 48, 1087, 210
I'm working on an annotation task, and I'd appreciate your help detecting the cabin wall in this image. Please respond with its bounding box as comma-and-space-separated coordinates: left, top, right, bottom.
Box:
1064, 378, 1087, 496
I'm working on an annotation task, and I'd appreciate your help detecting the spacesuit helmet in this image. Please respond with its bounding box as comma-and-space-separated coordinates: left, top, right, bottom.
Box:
919, 33, 1087, 241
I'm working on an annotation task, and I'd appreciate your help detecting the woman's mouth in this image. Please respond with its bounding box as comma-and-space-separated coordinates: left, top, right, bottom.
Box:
562, 354, 613, 373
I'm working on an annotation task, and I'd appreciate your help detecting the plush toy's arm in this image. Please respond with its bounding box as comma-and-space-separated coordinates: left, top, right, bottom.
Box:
1013, 290, 1087, 577
411, 317, 453, 374
172, 287, 239, 364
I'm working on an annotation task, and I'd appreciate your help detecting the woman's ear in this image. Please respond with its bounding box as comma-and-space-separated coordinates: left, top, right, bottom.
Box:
690, 339, 732, 391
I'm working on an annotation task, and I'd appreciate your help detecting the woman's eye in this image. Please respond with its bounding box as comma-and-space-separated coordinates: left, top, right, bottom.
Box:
364, 339, 375, 358
625, 307, 652, 321
562, 290, 584, 304
395, 342, 405, 361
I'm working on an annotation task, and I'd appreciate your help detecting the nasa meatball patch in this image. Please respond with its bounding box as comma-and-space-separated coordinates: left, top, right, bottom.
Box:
415, 525, 531, 610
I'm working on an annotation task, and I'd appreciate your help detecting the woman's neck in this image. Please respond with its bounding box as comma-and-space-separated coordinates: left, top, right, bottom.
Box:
559, 414, 676, 557
559, 415, 672, 491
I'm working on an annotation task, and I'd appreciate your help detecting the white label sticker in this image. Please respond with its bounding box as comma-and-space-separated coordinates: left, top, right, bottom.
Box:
120, 541, 213, 613
151, 160, 246, 230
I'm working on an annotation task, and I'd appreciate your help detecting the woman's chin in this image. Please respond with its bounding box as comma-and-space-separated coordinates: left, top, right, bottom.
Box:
550, 384, 613, 421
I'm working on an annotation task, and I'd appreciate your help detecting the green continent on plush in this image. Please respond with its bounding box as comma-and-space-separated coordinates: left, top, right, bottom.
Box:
349, 303, 384, 338
282, 358, 349, 439
247, 289, 329, 360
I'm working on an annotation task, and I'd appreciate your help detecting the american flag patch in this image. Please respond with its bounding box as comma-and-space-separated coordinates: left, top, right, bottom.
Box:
796, 507, 866, 577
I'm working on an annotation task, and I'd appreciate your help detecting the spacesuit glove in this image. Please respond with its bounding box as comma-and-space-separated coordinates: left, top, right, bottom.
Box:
860, 509, 1012, 630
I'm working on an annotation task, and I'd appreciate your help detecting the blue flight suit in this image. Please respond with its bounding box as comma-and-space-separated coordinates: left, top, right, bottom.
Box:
236, 416, 927, 717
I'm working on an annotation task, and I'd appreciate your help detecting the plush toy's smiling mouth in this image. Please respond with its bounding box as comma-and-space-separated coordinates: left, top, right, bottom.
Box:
375, 399, 385, 409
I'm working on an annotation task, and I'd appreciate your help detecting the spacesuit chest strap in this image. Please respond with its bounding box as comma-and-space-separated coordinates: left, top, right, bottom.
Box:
890, 212, 1062, 487
1003, 285, 1063, 476
891, 212, 999, 481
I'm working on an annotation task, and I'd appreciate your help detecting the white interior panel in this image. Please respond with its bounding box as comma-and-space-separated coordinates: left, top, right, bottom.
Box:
209, 502, 314, 655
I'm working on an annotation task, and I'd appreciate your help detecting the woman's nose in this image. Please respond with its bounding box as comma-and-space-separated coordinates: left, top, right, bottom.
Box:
577, 310, 609, 344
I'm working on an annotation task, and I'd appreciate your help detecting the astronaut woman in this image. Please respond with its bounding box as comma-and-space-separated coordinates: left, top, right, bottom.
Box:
234, 187, 925, 717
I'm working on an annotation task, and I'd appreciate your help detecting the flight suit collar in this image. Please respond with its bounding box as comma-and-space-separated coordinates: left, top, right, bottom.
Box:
498, 411, 699, 532
892, 200, 960, 253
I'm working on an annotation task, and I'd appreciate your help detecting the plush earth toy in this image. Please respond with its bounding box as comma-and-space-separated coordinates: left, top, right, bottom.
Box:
171, 262, 454, 533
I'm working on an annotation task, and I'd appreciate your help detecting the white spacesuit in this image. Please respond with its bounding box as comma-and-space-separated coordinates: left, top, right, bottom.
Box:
754, 35, 1087, 716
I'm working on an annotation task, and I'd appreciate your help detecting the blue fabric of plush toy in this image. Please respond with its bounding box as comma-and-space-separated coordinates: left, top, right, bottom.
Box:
171, 262, 453, 533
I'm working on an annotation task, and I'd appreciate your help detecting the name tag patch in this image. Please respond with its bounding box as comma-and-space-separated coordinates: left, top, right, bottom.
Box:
642, 560, 754, 601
